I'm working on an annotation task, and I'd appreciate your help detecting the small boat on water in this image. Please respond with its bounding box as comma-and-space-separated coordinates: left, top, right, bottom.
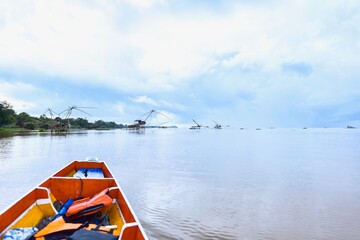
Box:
189, 119, 201, 130
127, 109, 173, 130
213, 120, 221, 129
0, 159, 148, 240
127, 120, 146, 130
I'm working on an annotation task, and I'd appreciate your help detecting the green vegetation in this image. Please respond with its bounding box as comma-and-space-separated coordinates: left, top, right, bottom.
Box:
0, 101, 125, 131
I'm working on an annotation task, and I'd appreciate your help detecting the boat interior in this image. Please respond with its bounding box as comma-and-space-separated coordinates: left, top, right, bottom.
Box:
0, 161, 146, 240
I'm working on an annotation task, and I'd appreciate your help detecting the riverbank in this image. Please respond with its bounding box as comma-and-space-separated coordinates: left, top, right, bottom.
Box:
0, 127, 32, 132
0, 127, 115, 136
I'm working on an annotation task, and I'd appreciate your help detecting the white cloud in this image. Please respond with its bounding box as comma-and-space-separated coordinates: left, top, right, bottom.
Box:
130, 95, 158, 106
0, 0, 359, 126
158, 100, 186, 112
1, 96, 36, 112
0, 81, 37, 111
128, 0, 360, 89
122, 0, 167, 8
0, 1, 127, 85
113, 102, 126, 115
1, 0, 359, 89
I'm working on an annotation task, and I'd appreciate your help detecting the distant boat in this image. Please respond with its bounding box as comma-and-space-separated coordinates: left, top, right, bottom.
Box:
213, 120, 222, 129
347, 125, 356, 129
0, 159, 148, 240
127, 109, 172, 129
189, 119, 201, 129
126, 119, 146, 129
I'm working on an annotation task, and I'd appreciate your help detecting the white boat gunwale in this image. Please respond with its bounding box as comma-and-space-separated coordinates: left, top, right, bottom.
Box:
0, 160, 149, 240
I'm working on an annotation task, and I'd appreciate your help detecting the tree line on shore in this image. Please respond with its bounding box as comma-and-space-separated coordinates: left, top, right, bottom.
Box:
0, 101, 126, 130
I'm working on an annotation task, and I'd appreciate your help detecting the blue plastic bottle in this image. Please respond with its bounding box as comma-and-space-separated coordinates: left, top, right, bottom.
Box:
54, 198, 74, 219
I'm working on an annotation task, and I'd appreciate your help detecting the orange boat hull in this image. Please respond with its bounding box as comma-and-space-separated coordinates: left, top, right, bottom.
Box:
0, 160, 148, 240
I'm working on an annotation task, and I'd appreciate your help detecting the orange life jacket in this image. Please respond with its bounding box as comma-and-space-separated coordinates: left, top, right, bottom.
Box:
66, 188, 113, 219
34, 216, 120, 240
34, 216, 82, 239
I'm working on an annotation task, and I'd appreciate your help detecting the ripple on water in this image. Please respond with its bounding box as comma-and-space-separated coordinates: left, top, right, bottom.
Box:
1, 129, 360, 239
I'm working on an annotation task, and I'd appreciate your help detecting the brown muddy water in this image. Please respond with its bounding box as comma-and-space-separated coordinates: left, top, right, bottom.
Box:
0, 128, 360, 239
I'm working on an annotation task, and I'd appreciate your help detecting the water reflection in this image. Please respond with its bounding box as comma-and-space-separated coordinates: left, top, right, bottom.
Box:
0, 137, 14, 169
1, 129, 360, 239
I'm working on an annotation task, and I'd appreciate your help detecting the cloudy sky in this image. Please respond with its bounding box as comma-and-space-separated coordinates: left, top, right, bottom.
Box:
1, 0, 359, 127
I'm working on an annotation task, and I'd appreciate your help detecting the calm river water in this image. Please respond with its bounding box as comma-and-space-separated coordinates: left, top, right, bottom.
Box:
1, 128, 360, 239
